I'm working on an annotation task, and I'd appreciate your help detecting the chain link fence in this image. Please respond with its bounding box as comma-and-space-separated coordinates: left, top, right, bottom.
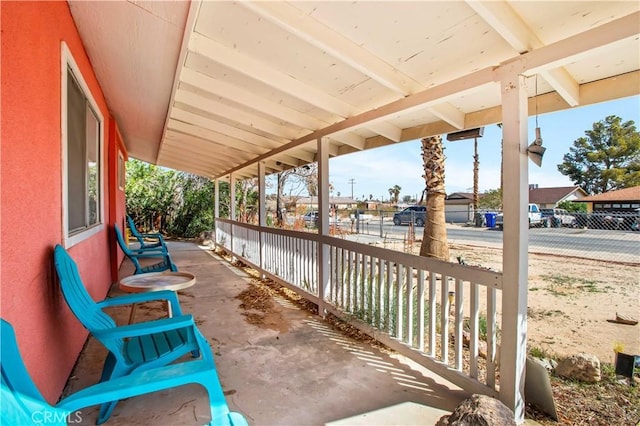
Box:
336, 209, 640, 265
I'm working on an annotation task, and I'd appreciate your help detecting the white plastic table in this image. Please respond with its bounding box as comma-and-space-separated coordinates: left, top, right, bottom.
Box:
118, 271, 196, 323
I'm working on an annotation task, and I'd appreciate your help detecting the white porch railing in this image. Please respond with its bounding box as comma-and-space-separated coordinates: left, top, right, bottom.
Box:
216, 218, 503, 397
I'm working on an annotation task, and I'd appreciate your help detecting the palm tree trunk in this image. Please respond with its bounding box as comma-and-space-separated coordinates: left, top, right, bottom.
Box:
419, 135, 450, 261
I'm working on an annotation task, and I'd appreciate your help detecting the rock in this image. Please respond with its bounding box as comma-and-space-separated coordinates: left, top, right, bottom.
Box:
462, 330, 471, 346
478, 340, 488, 359
199, 230, 215, 246
555, 353, 601, 383
529, 355, 555, 373
436, 394, 516, 426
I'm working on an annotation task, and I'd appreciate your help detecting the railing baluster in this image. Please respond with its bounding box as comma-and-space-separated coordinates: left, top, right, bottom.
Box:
329, 246, 335, 303
268, 233, 274, 274
287, 236, 292, 283
454, 278, 464, 371
441, 275, 450, 364
354, 252, 361, 316
277, 234, 281, 277
303, 237, 308, 290
395, 263, 403, 340
346, 251, 352, 312
367, 255, 373, 323
279, 234, 284, 280
428, 271, 436, 357
405, 266, 413, 346
417, 269, 425, 352
486, 287, 497, 389
298, 237, 302, 287
377, 257, 384, 329
307, 238, 311, 290
340, 248, 346, 309
385, 260, 392, 333
307, 237, 311, 290
313, 239, 318, 293
361, 254, 367, 319
469, 282, 479, 379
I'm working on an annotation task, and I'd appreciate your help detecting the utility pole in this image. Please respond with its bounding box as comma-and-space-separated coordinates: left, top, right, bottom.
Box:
473, 137, 479, 211
446, 127, 484, 223
348, 178, 355, 200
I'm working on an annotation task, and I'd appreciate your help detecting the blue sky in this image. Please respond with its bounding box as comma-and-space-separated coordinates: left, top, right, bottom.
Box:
328, 96, 640, 201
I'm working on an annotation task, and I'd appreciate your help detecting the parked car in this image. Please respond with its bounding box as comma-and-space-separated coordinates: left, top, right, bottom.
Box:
392, 206, 426, 226
303, 211, 318, 226
632, 208, 640, 231
540, 208, 577, 228
302, 211, 341, 227
495, 203, 543, 230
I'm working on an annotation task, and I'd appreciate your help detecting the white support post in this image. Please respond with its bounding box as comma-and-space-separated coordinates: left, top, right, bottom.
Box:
258, 162, 266, 272
229, 174, 236, 221
317, 137, 330, 318
214, 179, 220, 245
258, 162, 266, 227
498, 62, 529, 424
214, 179, 220, 218
229, 174, 236, 255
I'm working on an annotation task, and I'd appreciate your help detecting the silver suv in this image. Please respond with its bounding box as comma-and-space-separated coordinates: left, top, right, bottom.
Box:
303, 211, 318, 226
392, 206, 426, 226
540, 208, 577, 227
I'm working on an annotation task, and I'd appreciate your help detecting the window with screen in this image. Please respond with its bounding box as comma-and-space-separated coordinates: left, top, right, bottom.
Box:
62, 42, 104, 246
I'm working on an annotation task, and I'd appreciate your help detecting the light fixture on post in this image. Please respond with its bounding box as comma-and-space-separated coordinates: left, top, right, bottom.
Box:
447, 127, 484, 225
527, 74, 545, 167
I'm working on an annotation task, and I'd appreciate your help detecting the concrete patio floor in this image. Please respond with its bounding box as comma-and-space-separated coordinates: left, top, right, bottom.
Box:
63, 241, 471, 425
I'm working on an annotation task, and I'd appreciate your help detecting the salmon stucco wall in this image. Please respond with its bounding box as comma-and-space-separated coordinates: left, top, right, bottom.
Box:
1, 2, 116, 403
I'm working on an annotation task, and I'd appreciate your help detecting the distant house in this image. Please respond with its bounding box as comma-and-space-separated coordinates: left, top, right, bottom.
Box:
575, 186, 640, 213
296, 196, 358, 211
363, 201, 379, 210
444, 186, 589, 223
445, 192, 482, 223
529, 185, 588, 208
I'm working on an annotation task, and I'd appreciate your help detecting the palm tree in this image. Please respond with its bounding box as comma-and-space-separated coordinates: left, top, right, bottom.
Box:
419, 135, 450, 261
388, 185, 401, 204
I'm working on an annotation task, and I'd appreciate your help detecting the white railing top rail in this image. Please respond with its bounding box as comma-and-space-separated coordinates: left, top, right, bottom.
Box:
217, 218, 502, 289
326, 237, 502, 289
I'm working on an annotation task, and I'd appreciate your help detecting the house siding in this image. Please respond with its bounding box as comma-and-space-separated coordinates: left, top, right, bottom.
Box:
445, 203, 473, 223
1, 1, 120, 403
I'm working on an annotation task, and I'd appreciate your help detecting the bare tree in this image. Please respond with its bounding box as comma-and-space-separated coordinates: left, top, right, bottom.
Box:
275, 165, 317, 226
419, 135, 450, 261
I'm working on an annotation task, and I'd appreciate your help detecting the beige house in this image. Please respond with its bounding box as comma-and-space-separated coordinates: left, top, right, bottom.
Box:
577, 186, 640, 213
528, 185, 588, 209
297, 196, 358, 211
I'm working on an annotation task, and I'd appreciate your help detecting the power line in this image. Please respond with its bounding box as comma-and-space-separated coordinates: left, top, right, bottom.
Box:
348, 178, 356, 200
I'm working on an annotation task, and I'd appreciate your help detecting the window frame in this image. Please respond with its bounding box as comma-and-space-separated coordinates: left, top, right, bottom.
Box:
61, 42, 105, 247
118, 151, 125, 191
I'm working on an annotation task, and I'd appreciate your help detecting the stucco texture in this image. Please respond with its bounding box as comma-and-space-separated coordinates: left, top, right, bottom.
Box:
1, 1, 115, 403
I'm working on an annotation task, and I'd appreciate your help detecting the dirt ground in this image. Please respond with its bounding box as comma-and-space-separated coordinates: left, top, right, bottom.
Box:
393, 241, 640, 364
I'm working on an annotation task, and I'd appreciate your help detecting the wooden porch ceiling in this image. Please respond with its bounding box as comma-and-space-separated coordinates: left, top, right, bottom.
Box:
69, 1, 640, 180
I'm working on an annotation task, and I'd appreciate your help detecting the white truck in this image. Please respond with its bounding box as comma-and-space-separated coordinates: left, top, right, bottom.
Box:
495, 203, 543, 229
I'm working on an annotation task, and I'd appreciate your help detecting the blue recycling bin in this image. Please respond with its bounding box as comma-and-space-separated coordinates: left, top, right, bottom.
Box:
485, 212, 497, 228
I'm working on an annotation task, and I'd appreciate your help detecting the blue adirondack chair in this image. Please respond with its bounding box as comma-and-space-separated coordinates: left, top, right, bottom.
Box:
127, 214, 167, 250
1, 319, 249, 426
114, 224, 177, 274
53, 244, 213, 423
